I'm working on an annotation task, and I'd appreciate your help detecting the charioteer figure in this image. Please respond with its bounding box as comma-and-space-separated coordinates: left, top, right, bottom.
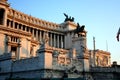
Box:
63, 13, 74, 22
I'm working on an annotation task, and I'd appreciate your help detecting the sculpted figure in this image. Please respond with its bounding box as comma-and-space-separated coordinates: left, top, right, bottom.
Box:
53, 50, 59, 57
5, 35, 9, 42
43, 31, 49, 44
64, 13, 68, 22
63, 13, 74, 22
74, 23, 85, 34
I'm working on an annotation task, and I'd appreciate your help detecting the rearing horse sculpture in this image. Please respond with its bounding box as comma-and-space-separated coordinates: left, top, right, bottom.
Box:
63, 13, 74, 22
74, 23, 85, 34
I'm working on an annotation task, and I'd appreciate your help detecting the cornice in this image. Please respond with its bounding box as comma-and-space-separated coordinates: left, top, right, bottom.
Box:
66, 21, 77, 27
7, 8, 66, 33
96, 49, 110, 55
8, 42, 19, 47
0, 1, 9, 7
31, 39, 39, 46
0, 25, 31, 37
7, 15, 65, 34
89, 49, 110, 55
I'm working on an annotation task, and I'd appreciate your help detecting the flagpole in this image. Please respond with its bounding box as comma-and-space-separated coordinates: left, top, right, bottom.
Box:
93, 36, 96, 67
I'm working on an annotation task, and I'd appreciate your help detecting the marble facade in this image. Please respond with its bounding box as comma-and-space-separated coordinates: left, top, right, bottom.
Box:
0, 0, 114, 80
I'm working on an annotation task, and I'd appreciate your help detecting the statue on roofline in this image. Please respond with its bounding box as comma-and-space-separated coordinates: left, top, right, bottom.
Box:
63, 13, 74, 22
63, 13, 85, 34
116, 27, 120, 42
74, 23, 85, 34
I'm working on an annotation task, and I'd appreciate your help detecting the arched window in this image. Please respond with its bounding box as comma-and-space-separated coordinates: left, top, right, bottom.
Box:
0, 8, 5, 25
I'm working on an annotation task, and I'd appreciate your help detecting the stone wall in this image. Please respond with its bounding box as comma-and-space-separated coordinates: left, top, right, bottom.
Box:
0, 60, 12, 73
12, 57, 44, 72
91, 67, 120, 80
20, 38, 30, 58
0, 56, 44, 80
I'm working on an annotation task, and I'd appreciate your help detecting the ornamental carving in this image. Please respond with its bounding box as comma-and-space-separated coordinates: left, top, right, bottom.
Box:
52, 50, 59, 57
53, 52, 71, 65
43, 31, 49, 44
59, 57, 65, 64
102, 56, 108, 66
96, 56, 108, 67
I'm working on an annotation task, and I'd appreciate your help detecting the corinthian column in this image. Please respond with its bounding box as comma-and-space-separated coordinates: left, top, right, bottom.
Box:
36, 30, 38, 41
57, 34, 59, 48
53, 34, 56, 47
61, 35, 63, 48
49, 33, 52, 46
32, 29, 35, 39
39, 31, 42, 42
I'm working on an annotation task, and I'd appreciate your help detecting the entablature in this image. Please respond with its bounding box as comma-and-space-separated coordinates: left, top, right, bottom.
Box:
0, 25, 31, 38
7, 8, 65, 33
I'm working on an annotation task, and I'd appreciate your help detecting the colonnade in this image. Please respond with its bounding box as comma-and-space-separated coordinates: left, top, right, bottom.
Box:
7, 19, 65, 48
48, 32, 64, 48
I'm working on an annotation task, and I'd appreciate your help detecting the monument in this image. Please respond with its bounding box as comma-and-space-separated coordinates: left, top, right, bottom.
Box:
0, 1, 118, 80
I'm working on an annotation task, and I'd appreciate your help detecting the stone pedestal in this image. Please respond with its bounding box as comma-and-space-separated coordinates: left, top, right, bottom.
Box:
72, 31, 89, 71
36, 42, 53, 78
37, 43, 53, 69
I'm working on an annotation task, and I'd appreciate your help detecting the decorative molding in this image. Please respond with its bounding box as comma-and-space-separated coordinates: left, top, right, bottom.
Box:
0, 25, 31, 37
7, 8, 66, 33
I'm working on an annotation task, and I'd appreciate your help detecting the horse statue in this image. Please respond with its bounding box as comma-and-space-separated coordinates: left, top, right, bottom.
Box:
63, 13, 74, 22
74, 23, 85, 34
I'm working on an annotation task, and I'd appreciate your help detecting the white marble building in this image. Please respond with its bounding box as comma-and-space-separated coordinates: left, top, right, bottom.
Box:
0, 0, 112, 80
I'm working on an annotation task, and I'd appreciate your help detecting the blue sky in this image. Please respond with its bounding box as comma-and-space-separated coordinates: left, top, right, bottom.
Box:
8, 0, 120, 64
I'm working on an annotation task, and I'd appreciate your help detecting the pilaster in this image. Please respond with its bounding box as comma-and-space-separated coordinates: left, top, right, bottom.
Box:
19, 38, 30, 59
0, 33, 5, 55
57, 34, 59, 48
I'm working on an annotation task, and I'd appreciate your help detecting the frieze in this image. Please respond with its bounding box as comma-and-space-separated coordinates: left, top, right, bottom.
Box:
7, 8, 65, 32
95, 56, 109, 67
53, 50, 72, 66
7, 15, 65, 33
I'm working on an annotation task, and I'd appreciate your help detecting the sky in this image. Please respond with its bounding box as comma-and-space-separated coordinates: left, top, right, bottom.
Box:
8, 0, 120, 64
